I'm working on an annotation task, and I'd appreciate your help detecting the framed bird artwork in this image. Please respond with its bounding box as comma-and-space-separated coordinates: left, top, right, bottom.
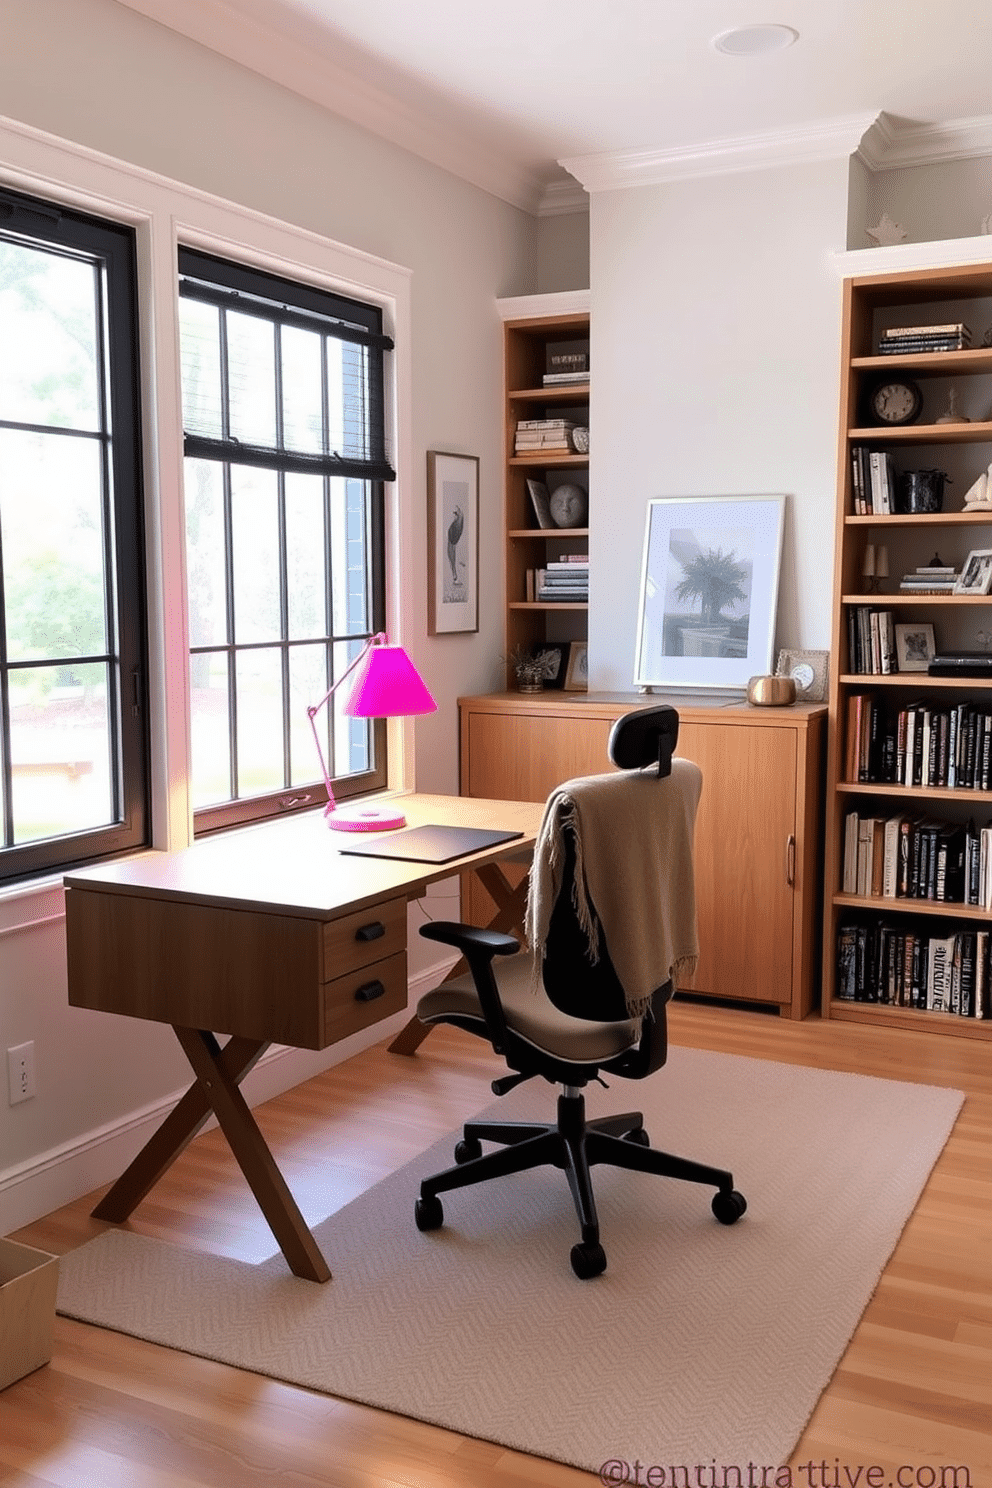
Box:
427, 451, 479, 634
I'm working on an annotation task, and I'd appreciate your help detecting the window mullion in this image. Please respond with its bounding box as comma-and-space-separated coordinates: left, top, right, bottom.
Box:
93, 260, 124, 822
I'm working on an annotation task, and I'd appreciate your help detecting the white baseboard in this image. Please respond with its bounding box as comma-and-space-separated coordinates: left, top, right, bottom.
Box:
0, 961, 453, 1235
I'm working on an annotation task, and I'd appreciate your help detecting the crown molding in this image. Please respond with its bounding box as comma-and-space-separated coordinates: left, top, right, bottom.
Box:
537, 175, 588, 217
560, 113, 879, 192
113, 0, 550, 213
858, 111, 992, 172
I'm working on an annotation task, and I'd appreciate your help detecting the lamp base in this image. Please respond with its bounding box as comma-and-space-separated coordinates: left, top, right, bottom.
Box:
325, 803, 407, 832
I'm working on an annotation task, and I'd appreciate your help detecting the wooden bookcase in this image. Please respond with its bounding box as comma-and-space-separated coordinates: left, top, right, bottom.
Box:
460, 692, 826, 1020
822, 259, 992, 1040
498, 294, 590, 684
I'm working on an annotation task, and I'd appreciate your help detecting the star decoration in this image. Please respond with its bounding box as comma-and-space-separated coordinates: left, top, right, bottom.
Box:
865, 214, 906, 247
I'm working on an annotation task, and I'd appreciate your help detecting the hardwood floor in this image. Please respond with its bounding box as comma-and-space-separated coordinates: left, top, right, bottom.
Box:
3, 1000, 991, 1488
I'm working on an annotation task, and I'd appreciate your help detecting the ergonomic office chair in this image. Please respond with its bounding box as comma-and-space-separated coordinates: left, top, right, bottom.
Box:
413, 704, 746, 1279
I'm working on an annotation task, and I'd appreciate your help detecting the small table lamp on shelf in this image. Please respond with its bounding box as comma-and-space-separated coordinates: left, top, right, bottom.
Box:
862, 543, 888, 594
307, 633, 437, 832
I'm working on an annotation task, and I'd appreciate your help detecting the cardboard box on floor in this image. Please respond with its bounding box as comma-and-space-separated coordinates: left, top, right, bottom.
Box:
0, 1237, 59, 1391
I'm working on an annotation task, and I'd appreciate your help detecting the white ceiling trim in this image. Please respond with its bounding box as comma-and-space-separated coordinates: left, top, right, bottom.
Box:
858, 111, 992, 171
561, 113, 880, 192
115, 0, 551, 213
537, 176, 588, 217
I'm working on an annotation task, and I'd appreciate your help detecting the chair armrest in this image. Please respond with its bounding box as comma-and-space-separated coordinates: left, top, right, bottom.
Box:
418, 921, 520, 1056
419, 922, 520, 958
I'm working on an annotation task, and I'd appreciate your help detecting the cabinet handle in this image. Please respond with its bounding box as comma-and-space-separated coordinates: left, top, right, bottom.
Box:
354, 979, 386, 1003
355, 921, 386, 942
786, 834, 796, 886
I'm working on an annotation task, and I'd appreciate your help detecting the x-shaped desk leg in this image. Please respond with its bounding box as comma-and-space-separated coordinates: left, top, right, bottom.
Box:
92, 1027, 331, 1283
388, 860, 529, 1056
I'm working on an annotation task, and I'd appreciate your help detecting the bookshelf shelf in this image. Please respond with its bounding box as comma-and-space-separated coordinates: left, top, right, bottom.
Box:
823, 262, 992, 1037
849, 420, 992, 445
508, 527, 589, 540
508, 601, 589, 612
852, 348, 992, 376
498, 297, 590, 683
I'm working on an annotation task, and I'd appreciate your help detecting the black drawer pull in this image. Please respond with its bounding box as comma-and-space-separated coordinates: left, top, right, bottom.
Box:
355, 921, 386, 942
354, 979, 386, 1003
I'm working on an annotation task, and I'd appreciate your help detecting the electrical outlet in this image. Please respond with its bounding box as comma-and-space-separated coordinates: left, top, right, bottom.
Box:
7, 1042, 35, 1104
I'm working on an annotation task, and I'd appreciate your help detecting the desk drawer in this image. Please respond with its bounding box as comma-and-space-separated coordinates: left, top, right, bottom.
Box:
321, 950, 408, 1044
321, 897, 406, 977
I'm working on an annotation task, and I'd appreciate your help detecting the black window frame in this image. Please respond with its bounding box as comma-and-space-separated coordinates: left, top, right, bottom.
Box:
0, 185, 149, 886
177, 248, 393, 837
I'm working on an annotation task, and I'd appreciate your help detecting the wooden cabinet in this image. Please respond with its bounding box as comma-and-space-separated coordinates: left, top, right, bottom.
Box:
823, 260, 992, 1040
498, 293, 590, 684
459, 693, 826, 1019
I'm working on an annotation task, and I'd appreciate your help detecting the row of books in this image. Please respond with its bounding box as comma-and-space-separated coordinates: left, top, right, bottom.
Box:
877, 321, 972, 355
842, 809, 992, 907
850, 447, 898, 514
847, 606, 898, 674
846, 694, 992, 790
836, 920, 988, 1017
514, 418, 579, 454
526, 557, 589, 603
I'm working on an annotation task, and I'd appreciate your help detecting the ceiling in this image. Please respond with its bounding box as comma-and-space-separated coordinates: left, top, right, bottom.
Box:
118, 0, 992, 212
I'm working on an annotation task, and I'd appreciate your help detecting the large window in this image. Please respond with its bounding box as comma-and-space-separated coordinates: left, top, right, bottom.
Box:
0, 187, 148, 885
178, 249, 393, 834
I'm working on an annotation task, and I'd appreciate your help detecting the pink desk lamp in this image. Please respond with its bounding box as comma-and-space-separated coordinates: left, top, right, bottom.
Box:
306, 633, 437, 832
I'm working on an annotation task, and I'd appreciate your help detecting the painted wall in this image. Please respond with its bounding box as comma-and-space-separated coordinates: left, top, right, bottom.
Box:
586, 158, 850, 692
0, 0, 544, 1229
536, 210, 591, 292
860, 157, 992, 248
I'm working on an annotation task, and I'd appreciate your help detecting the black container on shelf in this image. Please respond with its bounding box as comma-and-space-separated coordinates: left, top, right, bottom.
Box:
900, 468, 949, 513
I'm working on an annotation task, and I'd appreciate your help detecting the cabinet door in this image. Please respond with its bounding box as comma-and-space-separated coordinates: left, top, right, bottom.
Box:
678, 721, 797, 1007
464, 712, 615, 802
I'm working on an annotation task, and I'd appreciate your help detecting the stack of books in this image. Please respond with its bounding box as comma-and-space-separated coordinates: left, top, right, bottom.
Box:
542, 340, 588, 387
878, 322, 972, 354
534, 555, 589, 603
899, 561, 959, 594
514, 419, 577, 454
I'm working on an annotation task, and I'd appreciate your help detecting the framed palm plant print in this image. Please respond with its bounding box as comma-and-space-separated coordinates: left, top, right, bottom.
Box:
633, 495, 786, 692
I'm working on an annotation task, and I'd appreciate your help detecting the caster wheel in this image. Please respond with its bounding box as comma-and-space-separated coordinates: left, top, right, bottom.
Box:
570, 1242, 607, 1279
712, 1189, 747, 1225
415, 1194, 444, 1231
454, 1137, 483, 1164
623, 1126, 651, 1147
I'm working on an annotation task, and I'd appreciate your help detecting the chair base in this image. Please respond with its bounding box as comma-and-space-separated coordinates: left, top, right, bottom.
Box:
416, 1089, 745, 1278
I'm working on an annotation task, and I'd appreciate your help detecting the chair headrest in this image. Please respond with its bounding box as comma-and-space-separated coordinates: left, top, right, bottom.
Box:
607, 705, 679, 777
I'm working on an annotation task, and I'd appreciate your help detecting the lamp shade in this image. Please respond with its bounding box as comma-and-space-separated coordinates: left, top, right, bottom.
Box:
344, 642, 437, 719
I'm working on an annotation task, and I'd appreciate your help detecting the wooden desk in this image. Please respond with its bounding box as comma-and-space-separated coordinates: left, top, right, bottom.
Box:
63, 793, 542, 1283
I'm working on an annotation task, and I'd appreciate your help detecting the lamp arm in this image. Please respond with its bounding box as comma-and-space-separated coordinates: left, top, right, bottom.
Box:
305, 632, 385, 813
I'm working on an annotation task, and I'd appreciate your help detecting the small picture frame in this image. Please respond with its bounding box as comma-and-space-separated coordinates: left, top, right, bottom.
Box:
564, 642, 589, 692
954, 548, 992, 596
530, 641, 568, 688
894, 622, 936, 673
427, 451, 479, 634
774, 647, 830, 703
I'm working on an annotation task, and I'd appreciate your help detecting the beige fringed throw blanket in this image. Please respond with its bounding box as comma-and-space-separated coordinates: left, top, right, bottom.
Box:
524, 759, 702, 1019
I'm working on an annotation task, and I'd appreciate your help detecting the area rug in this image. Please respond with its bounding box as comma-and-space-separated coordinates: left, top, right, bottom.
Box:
56, 1047, 963, 1475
